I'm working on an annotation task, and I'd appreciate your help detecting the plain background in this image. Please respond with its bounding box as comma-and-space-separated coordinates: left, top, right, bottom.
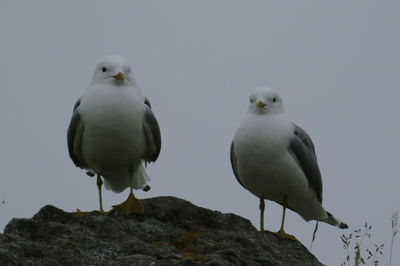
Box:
0, 1, 399, 265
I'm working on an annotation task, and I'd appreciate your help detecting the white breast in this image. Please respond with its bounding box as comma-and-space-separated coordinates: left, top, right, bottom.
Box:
79, 83, 146, 174
233, 114, 308, 202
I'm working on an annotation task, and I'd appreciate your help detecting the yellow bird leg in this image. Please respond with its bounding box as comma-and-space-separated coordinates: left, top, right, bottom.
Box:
73, 174, 112, 216
274, 195, 297, 240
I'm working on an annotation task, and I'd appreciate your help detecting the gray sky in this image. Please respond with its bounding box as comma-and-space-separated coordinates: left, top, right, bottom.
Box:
1, 1, 399, 265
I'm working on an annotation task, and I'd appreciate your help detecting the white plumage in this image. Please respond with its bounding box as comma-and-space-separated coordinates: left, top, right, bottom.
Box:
231, 87, 347, 237
79, 79, 149, 191
68, 55, 161, 214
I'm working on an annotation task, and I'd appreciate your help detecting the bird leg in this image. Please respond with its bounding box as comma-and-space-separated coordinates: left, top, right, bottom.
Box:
96, 174, 105, 213
259, 198, 265, 232
274, 195, 296, 240
74, 174, 111, 216
112, 187, 144, 215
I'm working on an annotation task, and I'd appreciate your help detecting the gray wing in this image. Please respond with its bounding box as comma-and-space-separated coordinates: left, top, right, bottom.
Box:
143, 98, 161, 163
289, 124, 323, 202
67, 98, 87, 169
230, 142, 246, 189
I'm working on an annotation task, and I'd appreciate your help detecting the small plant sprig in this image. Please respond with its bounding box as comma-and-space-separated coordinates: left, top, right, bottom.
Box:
340, 222, 384, 266
389, 211, 399, 266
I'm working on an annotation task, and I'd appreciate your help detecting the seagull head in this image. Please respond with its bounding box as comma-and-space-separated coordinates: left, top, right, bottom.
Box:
91, 55, 135, 86
248, 87, 285, 114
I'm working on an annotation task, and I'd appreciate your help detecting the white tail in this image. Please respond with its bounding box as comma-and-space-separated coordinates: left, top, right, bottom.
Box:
131, 163, 151, 190
102, 163, 151, 193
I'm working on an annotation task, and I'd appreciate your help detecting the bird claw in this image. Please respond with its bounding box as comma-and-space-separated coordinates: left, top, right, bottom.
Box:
112, 191, 144, 215
274, 229, 297, 241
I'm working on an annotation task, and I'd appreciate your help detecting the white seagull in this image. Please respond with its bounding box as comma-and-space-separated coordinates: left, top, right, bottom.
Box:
67, 55, 161, 215
230, 87, 347, 239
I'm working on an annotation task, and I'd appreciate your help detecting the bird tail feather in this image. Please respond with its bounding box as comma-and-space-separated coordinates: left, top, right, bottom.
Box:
321, 211, 348, 229
102, 163, 151, 193
131, 163, 151, 190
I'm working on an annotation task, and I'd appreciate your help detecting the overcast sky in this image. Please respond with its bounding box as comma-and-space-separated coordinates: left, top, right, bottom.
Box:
1, 1, 399, 265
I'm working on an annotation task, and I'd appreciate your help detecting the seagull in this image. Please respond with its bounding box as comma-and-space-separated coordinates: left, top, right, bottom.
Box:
67, 55, 161, 215
230, 87, 347, 239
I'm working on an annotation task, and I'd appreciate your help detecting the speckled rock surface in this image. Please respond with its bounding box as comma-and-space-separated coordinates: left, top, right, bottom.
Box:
0, 196, 324, 265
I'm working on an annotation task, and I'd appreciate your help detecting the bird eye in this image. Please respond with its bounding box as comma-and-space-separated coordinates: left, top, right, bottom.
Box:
272, 97, 277, 103
250, 97, 254, 103
102, 67, 107, 72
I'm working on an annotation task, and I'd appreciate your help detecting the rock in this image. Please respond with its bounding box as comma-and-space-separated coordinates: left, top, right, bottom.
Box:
0, 196, 324, 265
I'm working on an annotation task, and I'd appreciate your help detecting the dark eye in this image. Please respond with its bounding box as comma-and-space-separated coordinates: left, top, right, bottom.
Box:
272, 97, 277, 103
250, 97, 254, 103
102, 67, 107, 72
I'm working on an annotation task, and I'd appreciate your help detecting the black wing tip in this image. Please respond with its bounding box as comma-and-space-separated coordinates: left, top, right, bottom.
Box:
339, 222, 349, 229
144, 97, 151, 108
327, 211, 348, 229
73, 98, 81, 111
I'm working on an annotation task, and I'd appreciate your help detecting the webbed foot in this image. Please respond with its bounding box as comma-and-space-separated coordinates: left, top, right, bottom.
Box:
111, 191, 144, 215
274, 229, 297, 241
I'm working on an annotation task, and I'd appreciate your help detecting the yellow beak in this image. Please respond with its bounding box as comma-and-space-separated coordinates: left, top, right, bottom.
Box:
112, 72, 125, 81
256, 100, 267, 108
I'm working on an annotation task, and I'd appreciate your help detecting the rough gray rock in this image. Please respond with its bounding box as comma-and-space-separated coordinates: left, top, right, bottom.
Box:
0, 196, 324, 265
